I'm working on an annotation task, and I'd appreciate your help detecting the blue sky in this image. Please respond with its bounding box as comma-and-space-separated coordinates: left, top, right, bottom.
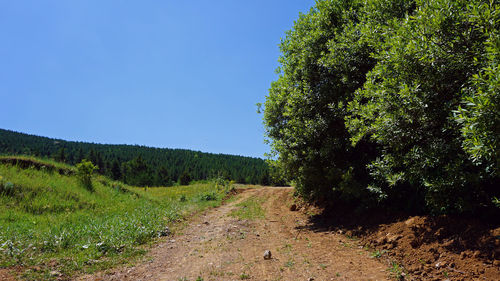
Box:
0, 0, 315, 158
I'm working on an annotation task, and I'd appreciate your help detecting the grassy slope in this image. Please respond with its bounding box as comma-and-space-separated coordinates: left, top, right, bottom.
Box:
0, 156, 226, 280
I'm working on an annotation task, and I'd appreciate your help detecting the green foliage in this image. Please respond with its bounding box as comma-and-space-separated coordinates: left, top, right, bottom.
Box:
347, 0, 498, 213
121, 156, 152, 186
229, 197, 265, 220
263, 0, 412, 203
197, 191, 218, 202
263, 0, 499, 214
454, 1, 499, 175
0, 128, 269, 186
76, 159, 97, 191
0, 159, 226, 279
179, 171, 191, 185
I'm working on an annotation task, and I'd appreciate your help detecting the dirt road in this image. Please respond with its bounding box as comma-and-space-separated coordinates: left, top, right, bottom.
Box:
80, 187, 392, 281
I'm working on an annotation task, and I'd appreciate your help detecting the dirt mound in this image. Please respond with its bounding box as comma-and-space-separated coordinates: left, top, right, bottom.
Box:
360, 216, 500, 280
305, 205, 500, 280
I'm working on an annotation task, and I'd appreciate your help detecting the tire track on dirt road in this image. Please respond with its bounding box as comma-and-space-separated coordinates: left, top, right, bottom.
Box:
79, 187, 391, 281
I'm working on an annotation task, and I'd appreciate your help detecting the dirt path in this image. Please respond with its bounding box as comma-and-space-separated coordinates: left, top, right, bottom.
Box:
79, 187, 391, 281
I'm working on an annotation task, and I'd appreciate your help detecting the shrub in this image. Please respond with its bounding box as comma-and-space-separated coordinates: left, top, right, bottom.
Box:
263, 0, 499, 214
198, 191, 218, 201
76, 159, 97, 191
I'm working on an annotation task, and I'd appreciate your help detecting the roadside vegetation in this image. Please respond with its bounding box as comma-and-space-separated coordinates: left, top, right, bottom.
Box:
229, 197, 266, 220
0, 156, 231, 280
262, 0, 499, 215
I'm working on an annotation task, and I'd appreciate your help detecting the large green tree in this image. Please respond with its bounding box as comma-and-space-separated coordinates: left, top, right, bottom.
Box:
263, 0, 498, 214
347, 0, 498, 213
263, 0, 412, 202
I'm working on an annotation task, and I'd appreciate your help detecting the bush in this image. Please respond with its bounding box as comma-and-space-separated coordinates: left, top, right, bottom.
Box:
76, 159, 97, 191
198, 191, 218, 201
263, 0, 499, 214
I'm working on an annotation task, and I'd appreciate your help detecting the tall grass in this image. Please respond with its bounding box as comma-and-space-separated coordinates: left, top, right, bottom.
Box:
0, 157, 227, 280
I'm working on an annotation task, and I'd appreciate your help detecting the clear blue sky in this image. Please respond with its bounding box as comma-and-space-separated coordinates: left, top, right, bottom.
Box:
0, 0, 315, 158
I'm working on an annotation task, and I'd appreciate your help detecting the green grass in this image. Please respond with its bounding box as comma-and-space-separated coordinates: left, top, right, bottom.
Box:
0, 156, 228, 280
229, 196, 265, 220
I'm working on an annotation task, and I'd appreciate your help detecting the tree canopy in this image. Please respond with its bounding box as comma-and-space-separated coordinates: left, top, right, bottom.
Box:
263, 0, 499, 214
0, 129, 269, 186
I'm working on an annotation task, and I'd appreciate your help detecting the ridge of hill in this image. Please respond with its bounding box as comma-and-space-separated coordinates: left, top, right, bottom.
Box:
0, 128, 269, 186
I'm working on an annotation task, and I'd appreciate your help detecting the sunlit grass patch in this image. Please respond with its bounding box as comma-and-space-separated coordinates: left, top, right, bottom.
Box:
0, 157, 228, 280
229, 196, 265, 220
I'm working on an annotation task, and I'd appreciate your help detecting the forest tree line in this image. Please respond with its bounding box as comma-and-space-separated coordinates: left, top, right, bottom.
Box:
263, 0, 499, 214
0, 128, 271, 186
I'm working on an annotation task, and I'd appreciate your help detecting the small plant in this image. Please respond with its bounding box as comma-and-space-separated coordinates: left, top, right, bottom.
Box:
492, 197, 500, 208
371, 249, 386, 258
195, 276, 204, 281
76, 159, 97, 191
319, 263, 327, 270
198, 191, 218, 201
389, 262, 405, 280
240, 273, 250, 279
284, 260, 294, 268
179, 194, 187, 202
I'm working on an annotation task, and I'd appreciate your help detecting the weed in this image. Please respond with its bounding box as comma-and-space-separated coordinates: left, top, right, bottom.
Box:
229, 197, 265, 220
371, 249, 387, 258
284, 259, 295, 268
319, 263, 327, 269
198, 191, 218, 201
389, 262, 405, 280
240, 273, 250, 279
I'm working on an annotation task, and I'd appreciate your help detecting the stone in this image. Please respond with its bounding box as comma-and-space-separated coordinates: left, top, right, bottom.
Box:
50, 270, 61, 277
159, 226, 171, 237
263, 250, 272, 260
435, 261, 446, 268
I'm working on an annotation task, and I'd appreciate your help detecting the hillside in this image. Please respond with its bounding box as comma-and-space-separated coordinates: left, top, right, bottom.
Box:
0, 128, 269, 186
0, 156, 230, 280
